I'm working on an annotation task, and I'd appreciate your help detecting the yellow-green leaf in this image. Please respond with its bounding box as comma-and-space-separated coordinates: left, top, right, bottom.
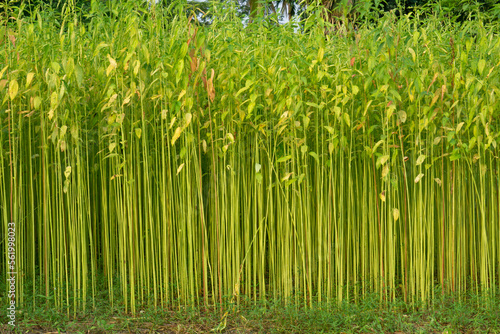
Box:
134, 60, 141, 75
343, 113, 350, 127
277, 155, 291, 163
178, 89, 186, 101
416, 155, 426, 166
8, 79, 18, 100
382, 164, 389, 178
376, 155, 390, 167
176, 163, 185, 175
50, 91, 58, 108
26, 72, 35, 88
65, 57, 75, 76
408, 47, 416, 62
75, 65, 84, 88
0, 66, 8, 80
60, 140, 67, 152
64, 166, 72, 179
248, 101, 256, 114
398, 110, 407, 123
135, 128, 142, 139
171, 127, 182, 146
393, 208, 400, 222
184, 112, 192, 126
161, 109, 168, 120
34, 96, 42, 109
106, 54, 117, 76
317, 47, 324, 63
324, 126, 335, 134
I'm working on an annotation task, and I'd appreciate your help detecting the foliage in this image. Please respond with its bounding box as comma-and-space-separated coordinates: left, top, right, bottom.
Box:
1, 0, 500, 317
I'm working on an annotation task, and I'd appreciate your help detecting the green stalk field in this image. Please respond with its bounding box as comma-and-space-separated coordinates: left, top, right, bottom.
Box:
1, 0, 499, 318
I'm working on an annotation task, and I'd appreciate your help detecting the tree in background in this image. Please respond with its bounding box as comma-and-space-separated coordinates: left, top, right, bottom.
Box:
3, 0, 500, 29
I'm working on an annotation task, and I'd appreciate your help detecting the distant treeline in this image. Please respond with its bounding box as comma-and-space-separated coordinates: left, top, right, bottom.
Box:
3, 0, 500, 22
381, 0, 499, 19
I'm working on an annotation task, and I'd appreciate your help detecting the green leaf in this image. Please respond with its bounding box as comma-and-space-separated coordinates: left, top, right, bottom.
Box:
478, 59, 486, 76
371, 140, 384, 155
277, 155, 291, 163
302, 116, 310, 129
343, 113, 350, 127
450, 150, 461, 161
309, 151, 319, 163
306, 102, 320, 109
51, 61, 61, 74
75, 65, 84, 88
135, 128, 142, 139
390, 89, 402, 102
65, 57, 75, 76
324, 126, 335, 134
234, 86, 249, 98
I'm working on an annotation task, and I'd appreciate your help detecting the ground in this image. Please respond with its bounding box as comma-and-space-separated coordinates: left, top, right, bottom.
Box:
2, 292, 499, 333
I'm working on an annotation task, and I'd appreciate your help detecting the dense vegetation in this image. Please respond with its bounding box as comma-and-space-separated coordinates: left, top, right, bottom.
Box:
1, 0, 499, 324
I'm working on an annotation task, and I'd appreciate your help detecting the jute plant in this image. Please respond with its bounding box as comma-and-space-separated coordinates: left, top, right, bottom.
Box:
1, 0, 499, 315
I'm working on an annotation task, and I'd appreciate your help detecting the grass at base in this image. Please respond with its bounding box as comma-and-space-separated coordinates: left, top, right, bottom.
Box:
1, 291, 499, 333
